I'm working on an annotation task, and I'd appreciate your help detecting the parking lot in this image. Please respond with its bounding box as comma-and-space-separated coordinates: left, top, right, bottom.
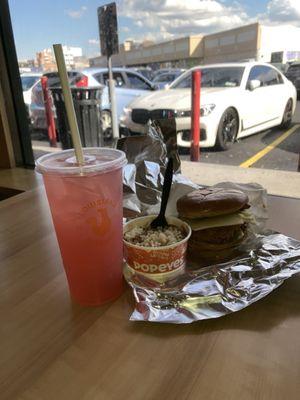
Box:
32, 101, 300, 173
181, 100, 300, 172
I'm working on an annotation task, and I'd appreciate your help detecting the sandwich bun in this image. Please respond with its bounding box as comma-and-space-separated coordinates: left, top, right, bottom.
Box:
177, 187, 249, 219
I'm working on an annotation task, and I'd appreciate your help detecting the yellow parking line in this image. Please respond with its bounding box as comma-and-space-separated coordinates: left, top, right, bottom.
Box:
239, 124, 300, 168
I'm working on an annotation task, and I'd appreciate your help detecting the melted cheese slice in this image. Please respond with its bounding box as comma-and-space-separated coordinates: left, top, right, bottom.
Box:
183, 210, 253, 231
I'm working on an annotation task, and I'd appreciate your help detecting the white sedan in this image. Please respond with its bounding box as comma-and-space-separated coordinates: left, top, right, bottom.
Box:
120, 62, 297, 150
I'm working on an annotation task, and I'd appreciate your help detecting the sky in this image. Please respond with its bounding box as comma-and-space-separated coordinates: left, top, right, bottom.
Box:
8, 0, 300, 60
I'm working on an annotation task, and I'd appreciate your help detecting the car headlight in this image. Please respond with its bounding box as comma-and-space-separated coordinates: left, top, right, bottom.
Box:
123, 107, 132, 115
176, 104, 216, 118
200, 104, 216, 116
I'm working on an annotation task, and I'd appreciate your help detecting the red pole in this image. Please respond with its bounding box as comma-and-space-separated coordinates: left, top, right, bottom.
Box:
41, 76, 57, 147
190, 70, 201, 161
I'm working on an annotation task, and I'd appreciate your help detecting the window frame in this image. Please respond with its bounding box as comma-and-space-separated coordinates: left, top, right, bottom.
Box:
246, 65, 284, 89
102, 71, 126, 88
125, 72, 152, 90
0, 0, 34, 167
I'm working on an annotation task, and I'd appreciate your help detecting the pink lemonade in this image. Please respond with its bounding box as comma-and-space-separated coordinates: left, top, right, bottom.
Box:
36, 148, 127, 306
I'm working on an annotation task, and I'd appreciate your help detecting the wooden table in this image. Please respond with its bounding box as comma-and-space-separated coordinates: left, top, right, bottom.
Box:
1, 187, 300, 400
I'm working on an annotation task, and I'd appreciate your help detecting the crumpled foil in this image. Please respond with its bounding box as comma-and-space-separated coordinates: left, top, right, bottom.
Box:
125, 232, 300, 323
118, 124, 198, 218
119, 126, 300, 324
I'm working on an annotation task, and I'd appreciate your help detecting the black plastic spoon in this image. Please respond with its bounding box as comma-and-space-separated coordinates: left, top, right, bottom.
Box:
151, 156, 174, 229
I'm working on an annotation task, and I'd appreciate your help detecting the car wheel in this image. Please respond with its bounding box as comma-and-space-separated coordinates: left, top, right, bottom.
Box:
215, 107, 239, 151
101, 110, 113, 141
279, 99, 293, 129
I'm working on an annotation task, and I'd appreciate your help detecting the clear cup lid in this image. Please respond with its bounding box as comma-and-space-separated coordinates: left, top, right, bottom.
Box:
36, 147, 127, 176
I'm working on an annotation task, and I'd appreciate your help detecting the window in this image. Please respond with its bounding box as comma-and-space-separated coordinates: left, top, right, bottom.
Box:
93, 73, 104, 84
152, 47, 161, 56
271, 51, 284, 63
172, 72, 191, 88
175, 42, 188, 52
237, 30, 256, 43
247, 66, 283, 88
126, 73, 151, 90
43, 72, 79, 88
43, 73, 61, 88
205, 38, 218, 48
172, 67, 245, 89
264, 67, 281, 86
21, 76, 40, 91
220, 35, 235, 46
102, 72, 125, 87
286, 65, 300, 79
153, 73, 176, 83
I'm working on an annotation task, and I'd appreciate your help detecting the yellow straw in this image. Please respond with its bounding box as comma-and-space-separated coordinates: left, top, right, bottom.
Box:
53, 44, 84, 165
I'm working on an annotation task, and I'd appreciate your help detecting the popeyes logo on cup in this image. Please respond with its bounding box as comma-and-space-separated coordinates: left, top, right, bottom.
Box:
123, 216, 191, 282
132, 256, 185, 274
124, 240, 188, 278
79, 198, 117, 236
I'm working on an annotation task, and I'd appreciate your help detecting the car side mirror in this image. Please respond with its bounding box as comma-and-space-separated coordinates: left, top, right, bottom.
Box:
248, 79, 261, 91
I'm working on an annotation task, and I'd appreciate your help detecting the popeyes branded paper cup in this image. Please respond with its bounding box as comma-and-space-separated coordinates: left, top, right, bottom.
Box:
123, 215, 191, 283
36, 147, 127, 306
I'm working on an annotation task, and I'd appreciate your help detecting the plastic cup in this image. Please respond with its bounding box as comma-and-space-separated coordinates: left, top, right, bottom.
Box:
36, 147, 127, 306
123, 215, 191, 283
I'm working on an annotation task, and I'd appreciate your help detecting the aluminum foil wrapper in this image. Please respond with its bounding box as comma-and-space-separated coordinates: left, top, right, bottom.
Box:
125, 232, 300, 323
119, 127, 300, 324
118, 124, 198, 218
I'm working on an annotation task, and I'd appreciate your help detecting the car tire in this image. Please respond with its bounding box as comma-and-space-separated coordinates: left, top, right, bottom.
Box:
101, 110, 113, 141
215, 107, 239, 151
279, 99, 293, 129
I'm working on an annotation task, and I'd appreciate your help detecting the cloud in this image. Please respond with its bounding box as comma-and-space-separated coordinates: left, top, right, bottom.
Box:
264, 0, 300, 24
88, 39, 100, 45
119, 0, 249, 41
65, 6, 87, 19
115, 0, 300, 45
121, 26, 130, 32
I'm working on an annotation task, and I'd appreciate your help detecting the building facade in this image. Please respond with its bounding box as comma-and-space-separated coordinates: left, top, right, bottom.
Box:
36, 46, 83, 71
89, 22, 300, 69
89, 35, 203, 68
36, 48, 56, 71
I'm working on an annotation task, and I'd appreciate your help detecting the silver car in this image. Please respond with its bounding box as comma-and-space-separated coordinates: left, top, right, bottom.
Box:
30, 68, 155, 138
21, 72, 42, 116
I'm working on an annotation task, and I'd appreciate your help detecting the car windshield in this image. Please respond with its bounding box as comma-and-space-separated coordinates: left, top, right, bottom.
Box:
21, 76, 40, 91
171, 67, 245, 89
153, 73, 176, 83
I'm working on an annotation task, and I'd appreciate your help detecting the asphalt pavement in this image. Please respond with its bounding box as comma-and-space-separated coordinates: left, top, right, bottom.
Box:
180, 100, 300, 172
32, 101, 300, 173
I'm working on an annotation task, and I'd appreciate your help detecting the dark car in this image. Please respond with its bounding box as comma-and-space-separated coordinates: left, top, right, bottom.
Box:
285, 62, 300, 96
